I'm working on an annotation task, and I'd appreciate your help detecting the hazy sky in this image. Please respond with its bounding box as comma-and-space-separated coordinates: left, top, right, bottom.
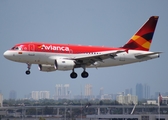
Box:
0, 0, 168, 99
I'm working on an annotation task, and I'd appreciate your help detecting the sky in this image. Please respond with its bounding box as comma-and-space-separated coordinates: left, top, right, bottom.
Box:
0, 0, 168, 99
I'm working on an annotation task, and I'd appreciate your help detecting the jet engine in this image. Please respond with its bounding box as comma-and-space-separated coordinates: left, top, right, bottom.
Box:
38, 59, 75, 72
38, 64, 56, 72
55, 59, 75, 71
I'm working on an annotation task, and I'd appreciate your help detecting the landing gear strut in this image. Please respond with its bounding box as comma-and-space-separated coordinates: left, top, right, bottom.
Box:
25, 63, 31, 75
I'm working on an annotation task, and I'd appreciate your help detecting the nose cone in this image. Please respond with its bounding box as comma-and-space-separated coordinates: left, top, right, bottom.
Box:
3, 50, 13, 60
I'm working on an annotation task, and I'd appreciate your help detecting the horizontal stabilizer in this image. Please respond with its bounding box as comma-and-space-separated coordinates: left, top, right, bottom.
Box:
135, 52, 162, 59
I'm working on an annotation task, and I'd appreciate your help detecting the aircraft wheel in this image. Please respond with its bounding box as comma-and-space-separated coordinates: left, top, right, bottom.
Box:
81, 71, 89, 78
70, 72, 77, 79
25, 70, 30, 75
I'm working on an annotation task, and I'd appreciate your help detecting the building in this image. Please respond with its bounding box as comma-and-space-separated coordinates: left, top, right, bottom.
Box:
143, 84, 150, 99
55, 84, 70, 100
85, 84, 92, 96
136, 83, 143, 100
158, 96, 168, 105
101, 94, 112, 100
125, 88, 133, 95
31, 91, 39, 100
63, 84, 70, 97
116, 94, 138, 104
96, 87, 104, 99
9, 90, 17, 100
39, 91, 50, 99
55, 84, 63, 98
31, 91, 50, 100
0, 94, 3, 107
85, 84, 94, 99
99, 87, 104, 96
147, 100, 157, 105
136, 83, 150, 100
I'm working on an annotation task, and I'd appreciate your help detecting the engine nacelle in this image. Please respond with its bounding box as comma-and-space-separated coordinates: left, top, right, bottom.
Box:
38, 64, 56, 72
55, 59, 75, 71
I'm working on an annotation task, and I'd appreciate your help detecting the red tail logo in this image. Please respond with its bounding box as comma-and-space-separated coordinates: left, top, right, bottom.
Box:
123, 16, 159, 51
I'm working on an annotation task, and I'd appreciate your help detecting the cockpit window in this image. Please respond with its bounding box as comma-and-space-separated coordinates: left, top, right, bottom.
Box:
11, 47, 15, 50
11, 46, 21, 50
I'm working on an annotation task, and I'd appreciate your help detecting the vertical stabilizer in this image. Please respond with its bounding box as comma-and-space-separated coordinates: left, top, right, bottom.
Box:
123, 16, 159, 51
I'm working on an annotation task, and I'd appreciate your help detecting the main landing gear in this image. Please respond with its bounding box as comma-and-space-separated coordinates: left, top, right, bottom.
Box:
70, 71, 78, 79
70, 68, 89, 79
81, 71, 89, 78
25, 63, 31, 75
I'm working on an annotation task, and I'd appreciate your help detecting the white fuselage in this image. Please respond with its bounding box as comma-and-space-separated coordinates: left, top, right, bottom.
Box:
3, 50, 159, 69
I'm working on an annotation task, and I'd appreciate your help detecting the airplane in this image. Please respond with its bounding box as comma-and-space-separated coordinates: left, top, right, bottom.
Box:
3, 16, 161, 79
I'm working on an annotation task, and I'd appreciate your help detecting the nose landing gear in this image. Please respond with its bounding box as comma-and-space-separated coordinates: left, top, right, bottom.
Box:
25, 70, 30, 75
25, 63, 31, 75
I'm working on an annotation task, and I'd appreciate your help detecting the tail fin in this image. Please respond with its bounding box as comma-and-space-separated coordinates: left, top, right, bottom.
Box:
122, 16, 159, 51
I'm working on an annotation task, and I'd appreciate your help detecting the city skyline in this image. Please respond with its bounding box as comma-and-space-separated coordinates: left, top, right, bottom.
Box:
1, 1, 167, 99
1, 83, 167, 100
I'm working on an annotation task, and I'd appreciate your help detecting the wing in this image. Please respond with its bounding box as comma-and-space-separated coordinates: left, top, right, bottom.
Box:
69, 50, 126, 67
